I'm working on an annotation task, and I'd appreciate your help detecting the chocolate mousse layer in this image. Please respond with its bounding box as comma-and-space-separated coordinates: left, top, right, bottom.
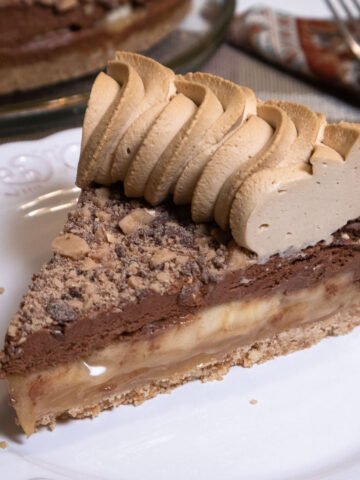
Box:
1, 184, 360, 377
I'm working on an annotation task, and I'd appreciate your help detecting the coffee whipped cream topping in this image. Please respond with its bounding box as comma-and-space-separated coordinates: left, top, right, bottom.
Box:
76, 52, 360, 257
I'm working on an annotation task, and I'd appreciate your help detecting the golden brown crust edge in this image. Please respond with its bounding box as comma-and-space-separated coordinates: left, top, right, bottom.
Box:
0, 0, 190, 95
32, 305, 360, 432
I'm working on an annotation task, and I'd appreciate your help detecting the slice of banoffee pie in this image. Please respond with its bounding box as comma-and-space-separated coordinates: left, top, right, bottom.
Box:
1, 53, 360, 437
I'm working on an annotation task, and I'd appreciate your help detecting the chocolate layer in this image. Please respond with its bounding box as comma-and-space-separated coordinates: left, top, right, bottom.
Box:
1, 185, 360, 376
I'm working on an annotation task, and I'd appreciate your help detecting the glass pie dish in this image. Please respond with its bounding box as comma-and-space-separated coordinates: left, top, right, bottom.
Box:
0, 0, 235, 137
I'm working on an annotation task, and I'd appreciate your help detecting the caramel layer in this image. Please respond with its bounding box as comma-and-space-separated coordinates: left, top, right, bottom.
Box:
8, 272, 358, 436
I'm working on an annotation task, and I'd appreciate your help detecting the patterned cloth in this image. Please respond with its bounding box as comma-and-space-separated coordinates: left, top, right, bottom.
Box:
201, 45, 360, 123
229, 7, 360, 92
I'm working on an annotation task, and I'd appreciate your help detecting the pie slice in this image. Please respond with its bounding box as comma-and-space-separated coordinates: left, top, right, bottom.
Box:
1, 53, 360, 437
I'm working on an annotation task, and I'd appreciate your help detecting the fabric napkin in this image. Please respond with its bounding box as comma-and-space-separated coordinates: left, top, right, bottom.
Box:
228, 6, 360, 92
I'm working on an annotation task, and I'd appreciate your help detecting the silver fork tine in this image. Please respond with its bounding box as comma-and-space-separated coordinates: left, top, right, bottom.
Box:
340, 0, 355, 20
325, 0, 360, 58
351, 0, 360, 14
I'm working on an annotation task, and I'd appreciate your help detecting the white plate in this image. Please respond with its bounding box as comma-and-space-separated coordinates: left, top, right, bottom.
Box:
1, 129, 360, 480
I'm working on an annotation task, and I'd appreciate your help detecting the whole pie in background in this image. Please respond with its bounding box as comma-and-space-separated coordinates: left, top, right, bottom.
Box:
0, 0, 191, 94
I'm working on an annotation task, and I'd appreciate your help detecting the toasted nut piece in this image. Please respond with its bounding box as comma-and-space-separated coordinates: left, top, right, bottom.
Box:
226, 241, 253, 271
80, 257, 98, 271
128, 276, 144, 289
156, 272, 171, 283
89, 244, 113, 262
150, 249, 177, 267
175, 255, 189, 265
118, 208, 155, 234
52, 234, 89, 260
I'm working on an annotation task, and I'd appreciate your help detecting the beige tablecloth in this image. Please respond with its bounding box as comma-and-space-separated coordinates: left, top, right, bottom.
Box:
2, 43, 359, 145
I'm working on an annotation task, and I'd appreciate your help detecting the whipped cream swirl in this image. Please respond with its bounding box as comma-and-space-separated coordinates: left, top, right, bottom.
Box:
77, 52, 360, 257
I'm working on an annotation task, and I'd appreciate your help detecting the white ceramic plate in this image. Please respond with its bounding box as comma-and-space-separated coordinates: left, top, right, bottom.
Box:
1, 129, 360, 480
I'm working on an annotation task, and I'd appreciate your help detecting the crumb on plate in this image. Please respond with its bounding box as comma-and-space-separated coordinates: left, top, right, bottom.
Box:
0, 441, 7, 449
249, 399, 258, 405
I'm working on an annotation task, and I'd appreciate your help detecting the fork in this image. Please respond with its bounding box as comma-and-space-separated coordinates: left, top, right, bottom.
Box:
325, 0, 360, 58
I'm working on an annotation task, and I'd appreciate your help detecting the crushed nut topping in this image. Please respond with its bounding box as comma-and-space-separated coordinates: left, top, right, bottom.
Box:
3, 185, 243, 348
227, 241, 255, 271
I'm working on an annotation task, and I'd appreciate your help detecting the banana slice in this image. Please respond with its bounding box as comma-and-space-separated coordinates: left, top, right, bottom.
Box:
144, 79, 224, 205
191, 115, 273, 223
76, 64, 144, 188
214, 104, 297, 230
172, 73, 256, 205
230, 123, 360, 257
124, 94, 197, 198
110, 52, 175, 182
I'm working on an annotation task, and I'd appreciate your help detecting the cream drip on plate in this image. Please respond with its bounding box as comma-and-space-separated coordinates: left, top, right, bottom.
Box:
76, 52, 360, 258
